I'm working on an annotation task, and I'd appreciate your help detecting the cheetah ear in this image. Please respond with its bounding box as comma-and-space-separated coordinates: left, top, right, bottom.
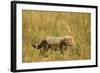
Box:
63, 38, 67, 42
63, 39, 68, 43
61, 39, 66, 43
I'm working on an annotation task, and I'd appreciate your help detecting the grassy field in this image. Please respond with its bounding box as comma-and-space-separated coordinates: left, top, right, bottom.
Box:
22, 10, 91, 63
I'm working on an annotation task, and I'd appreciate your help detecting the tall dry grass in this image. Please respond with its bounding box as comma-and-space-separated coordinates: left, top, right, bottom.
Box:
22, 10, 91, 63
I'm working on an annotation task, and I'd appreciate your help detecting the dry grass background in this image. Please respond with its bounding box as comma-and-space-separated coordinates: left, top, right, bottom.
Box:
22, 10, 91, 63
